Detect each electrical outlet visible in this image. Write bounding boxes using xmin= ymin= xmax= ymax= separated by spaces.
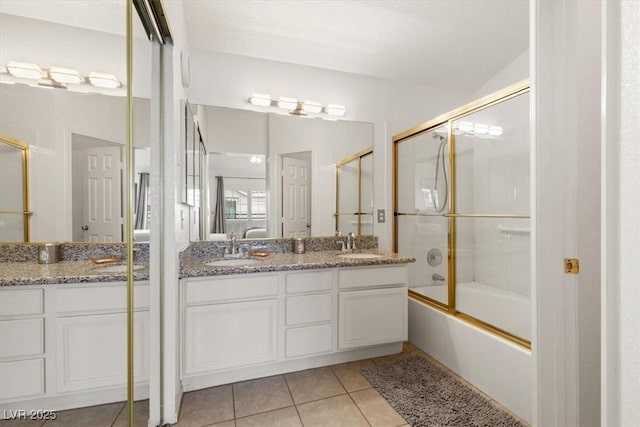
xmin=377 ymin=209 xmax=386 ymax=223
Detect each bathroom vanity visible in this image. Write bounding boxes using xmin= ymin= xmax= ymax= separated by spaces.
xmin=179 ymin=250 xmax=413 ymax=391
xmin=0 ymin=240 xmax=414 ymax=413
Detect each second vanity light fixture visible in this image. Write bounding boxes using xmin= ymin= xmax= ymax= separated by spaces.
xmin=4 ymin=61 xmax=121 ymax=89
xmin=249 ymin=93 xmax=346 ymax=118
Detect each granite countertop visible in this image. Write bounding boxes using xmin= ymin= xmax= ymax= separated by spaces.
xmin=0 ymin=261 xmax=149 ymax=286
xmin=180 ymin=249 xmax=415 ymax=279
xmin=0 ymin=249 xmax=415 ymax=286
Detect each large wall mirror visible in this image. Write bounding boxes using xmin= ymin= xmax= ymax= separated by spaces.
xmin=188 ymin=105 xmax=374 ymax=240
xmin=0 ymin=9 xmax=152 ymax=243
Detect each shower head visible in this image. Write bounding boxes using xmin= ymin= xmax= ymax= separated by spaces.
xmin=432 ymin=132 xmax=446 ymax=142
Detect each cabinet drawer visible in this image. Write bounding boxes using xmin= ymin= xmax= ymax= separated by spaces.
xmin=285 ymin=270 xmax=332 ymax=294
xmin=0 ymin=319 xmax=44 ymax=359
xmin=0 ymin=358 xmax=45 ymax=400
xmin=0 ymin=289 xmax=43 ymax=317
xmin=286 ymin=294 xmax=332 ymax=326
xmin=184 ymin=275 xmax=278 ymax=305
xmin=338 ymin=266 xmax=407 ymax=289
xmin=285 ymin=324 xmax=333 ymax=358
xmin=56 ymin=284 xmax=149 ymax=314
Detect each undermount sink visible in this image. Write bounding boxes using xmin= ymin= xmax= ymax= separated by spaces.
xmin=96 ymin=264 xmax=145 ymax=273
xmin=206 ymin=258 xmax=262 ymax=267
xmin=337 ymin=253 xmax=384 ymax=260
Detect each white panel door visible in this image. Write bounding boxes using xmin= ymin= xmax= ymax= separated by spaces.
xmin=281 ymin=156 xmax=311 ymax=237
xmin=338 ymin=288 xmax=408 ymax=349
xmin=82 ymin=145 xmax=123 ymax=242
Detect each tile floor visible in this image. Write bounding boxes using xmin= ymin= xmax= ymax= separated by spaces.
xmin=0 ymin=342 xmax=527 ymax=427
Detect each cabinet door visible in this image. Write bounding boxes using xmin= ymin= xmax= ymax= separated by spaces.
xmin=183 ymin=299 xmax=277 ymax=375
xmin=338 ymin=288 xmax=407 ymax=349
xmin=56 ymin=312 xmax=148 ymax=392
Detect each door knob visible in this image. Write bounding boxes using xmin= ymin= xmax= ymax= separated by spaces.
xmin=306 ymin=223 xmax=311 ymax=228
xmin=81 ymin=225 xmax=89 ymax=231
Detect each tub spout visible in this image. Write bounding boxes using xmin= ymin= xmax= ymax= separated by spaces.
xmin=432 ymin=273 xmax=446 ymax=282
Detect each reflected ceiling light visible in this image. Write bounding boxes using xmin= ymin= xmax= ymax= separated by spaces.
xmin=326 ymin=104 xmax=346 ymax=117
xmin=249 ymin=93 xmax=272 ymax=107
xmin=457 ymin=121 xmax=474 ymax=132
xmin=474 ymin=123 xmax=489 ymax=134
xmin=49 ymin=66 xmax=83 ymax=84
xmin=277 ymin=96 xmax=298 ymax=110
xmin=249 ymin=155 xmax=264 ymax=164
xmin=88 ymin=72 xmax=121 ymax=88
xmin=489 ymin=126 xmax=503 ymax=136
xmin=302 ymin=100 xmax=323 ymax=114
xmin=7 ymin=61 xmax=43 ymax=80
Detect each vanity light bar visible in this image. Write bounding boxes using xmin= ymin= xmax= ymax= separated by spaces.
xmin=248 ymin=93 xmax=347 ymax=118
xmin=2 ymin=61 xmax=122 ymax=90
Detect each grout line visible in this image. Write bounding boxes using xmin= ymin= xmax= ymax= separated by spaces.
xmin=283 ymin=375 xmax=305 ymax=427
xmin=110 ymin=401 xmax=126 ymax=427
xmin=231 ymin=383 xmax=236 ymax=421
xmin=347 ymin=392 xmax=373 ymax=427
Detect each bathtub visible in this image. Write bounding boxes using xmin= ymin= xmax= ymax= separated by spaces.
xmin=408 ymin=282 xmax=532 ymax=422
xmin=411 ymin=281 xmax=530 ymax=340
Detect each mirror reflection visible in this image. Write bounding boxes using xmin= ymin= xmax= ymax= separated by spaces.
xmin=191 ymin=105 xmax=374 ymax=240
xmin=0 ymin=10 xmax=151 ymax=243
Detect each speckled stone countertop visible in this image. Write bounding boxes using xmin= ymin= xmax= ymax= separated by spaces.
xmin=0 ymin=261 xmax=149 ymax=286
xmin=180 ymin=250 xmax=415 ymax=279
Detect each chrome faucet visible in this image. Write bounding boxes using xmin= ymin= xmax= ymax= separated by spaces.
xmin=347 ymin=232 xmax=357 ymax=251
xmin=432 ymin=273 xmax=445 ymax=282
xmin=230 ymin=232 xmax=238 ymax=255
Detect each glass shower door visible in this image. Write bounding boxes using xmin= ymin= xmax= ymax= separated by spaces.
xmin=0 ymin=138 xmax=29 ymax=242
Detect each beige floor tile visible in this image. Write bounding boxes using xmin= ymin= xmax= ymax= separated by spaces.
xmin=371 ymin=351 xmax=413 ymax=366
xmin=235 ymin=407 xmax=301 ymax=427
xmin=284 ymin=367 xmax=346 ymax=404
xmin=402 ymin=341 xmax=419 ymax=353
xmin=233 ymin=375 xmax=293 ymax=418
xmin=350 ymin=388 xmax=407 ymax=427
xmin=41 ymin=403 xmax=123 ymax=427
xmin=330 ymin=359 xmax=374 ymax=392
xmin=112 ymin=400 xmax=149 ymax=427
xmin=176 ymin=385 xmax=234 ymax=427
xmin=206 ymin=421 xmax=236 ymax=427
xmin=297 ymin=394 xmax=369 ymax=427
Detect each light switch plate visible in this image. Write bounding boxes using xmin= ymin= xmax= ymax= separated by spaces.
xmin=377 ymin=209 xmax=386 ymax=223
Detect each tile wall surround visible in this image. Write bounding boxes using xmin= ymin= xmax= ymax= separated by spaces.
xmin=181 ymin=235 xmax=378 ymax=260
xmin=0 ymin=242 xmax=150 ymax=263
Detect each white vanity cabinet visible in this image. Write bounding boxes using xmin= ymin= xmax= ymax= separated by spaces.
xmin=0 ymin=289 xmax=45 ymax=402
xmin=338 ymin=266 xmax=408 ymax=349
xmin=0 ymin=282 xmax=149 ymax=412
xmin=54 ymin=284 xmax=150 ymax=392
xmin=180 ymin=263 xmax=409 ymax=391
xmin=182 ymin=274 xmax=279 ymax=376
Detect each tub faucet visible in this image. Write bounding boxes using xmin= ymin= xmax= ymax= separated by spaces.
xmin=432 ymin=273 xmax=445 ymax=282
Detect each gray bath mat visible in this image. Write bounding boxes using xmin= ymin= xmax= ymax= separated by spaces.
xmin=361 ymin=355 xmax=526 ymax=427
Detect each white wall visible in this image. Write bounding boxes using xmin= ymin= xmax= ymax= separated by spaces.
xmin=602 ymin=1 xmax=640 ymax=425
xmin=188 ymin=50 xmax=471 ymax=250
